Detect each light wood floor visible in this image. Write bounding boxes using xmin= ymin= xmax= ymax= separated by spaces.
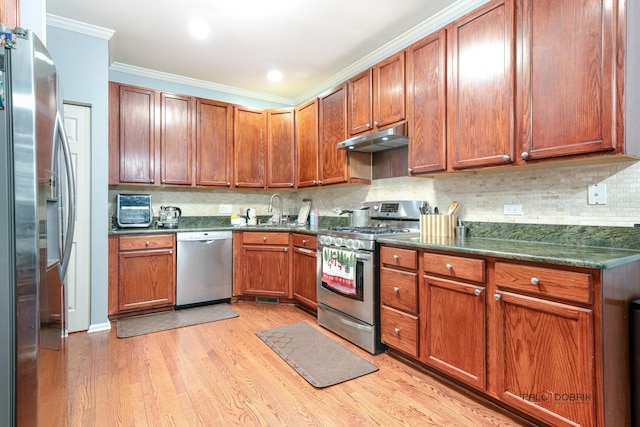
xmin=39 ymin=302 xmax=531 ymax=426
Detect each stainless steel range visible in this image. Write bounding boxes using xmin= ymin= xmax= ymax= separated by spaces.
xmin=316 ymin=200 xmax=427 ymax=354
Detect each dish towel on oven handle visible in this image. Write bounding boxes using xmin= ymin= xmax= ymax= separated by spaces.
xmin=321 ymin=247 xmax=357 ymax=296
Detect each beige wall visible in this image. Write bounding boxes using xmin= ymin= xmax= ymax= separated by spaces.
xmin=109 ymin=159 xmax=640 ymax=227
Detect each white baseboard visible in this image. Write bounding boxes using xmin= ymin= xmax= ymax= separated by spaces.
xmin=87 ymin=322 xmax=112 ymax=334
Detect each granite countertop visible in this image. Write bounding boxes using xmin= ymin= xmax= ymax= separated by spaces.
xmin=378 ymin=234 xmax=640 ymax=270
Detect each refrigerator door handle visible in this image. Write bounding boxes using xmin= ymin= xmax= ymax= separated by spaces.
xmin=55 ymin=110 xmax=76 ymax=284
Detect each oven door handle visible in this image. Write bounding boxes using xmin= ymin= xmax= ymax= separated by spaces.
xmin=354 ymin=253 xmax=372 ymax=261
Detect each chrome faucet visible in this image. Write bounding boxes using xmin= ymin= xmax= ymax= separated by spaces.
xmin=268 ymin=193 xmax=283 ymax=224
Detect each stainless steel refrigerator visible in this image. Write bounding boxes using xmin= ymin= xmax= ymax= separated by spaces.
xmin=0 ymin=26 xmax=75 ymax=426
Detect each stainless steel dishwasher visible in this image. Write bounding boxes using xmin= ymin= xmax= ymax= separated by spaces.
xmin=176 ymin=230 xmax=233 ymax=308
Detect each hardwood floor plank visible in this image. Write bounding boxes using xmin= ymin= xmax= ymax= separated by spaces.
xmin=40 ymin=302 xmax=530 ymax=426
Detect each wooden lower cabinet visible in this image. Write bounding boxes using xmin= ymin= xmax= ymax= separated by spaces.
xmin=233 ymin=231 xmax=290 ymax=297
xmin=108 ymin=234 xmax=176 ymax=316
xmin=291 ymin=233 xmax=317 ymax=310
xmin=380 ymin=244 xmax=639 ymax=426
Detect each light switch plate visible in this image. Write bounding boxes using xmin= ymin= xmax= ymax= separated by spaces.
xmin=588 ymin=184 xmax=607 ymax=205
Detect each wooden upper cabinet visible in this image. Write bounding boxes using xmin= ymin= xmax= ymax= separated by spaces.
xmin=348 ymin=51 xmax=406 ymax=136
xmin=118 ymin=84 xmax=159 ymax=184
xmin=0 ymin=0 xmax=19 ymax=29
xmin=407 ymin=29 xmax=447 ymax=175
xmin=319 ymin=83 xmax=349 ymax=185
xmin=234 ymin=106 xmax=266 ymax=188
xmin=295 ymin=99 xmax=319 ymax=188
xmin=447 ymin=0 xmax=515 ymax=170
xmin=160 ymin=93 xmax=194 ymax=186
xmin=516 ymin=0 xmax=617 ymax=161
xmin=266 ymin=108 xmax=295 ymax=188
xmin=375 ymin=51 xmax=406 ymax=128
xmin=195 ymin=99 xmax=233 ymax=187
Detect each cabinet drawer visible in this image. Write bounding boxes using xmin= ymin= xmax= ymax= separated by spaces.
xmin=381 ymin=305 xmax=418 ymax=357
xmin=495 ymin=262 xmax=593 ymax=304
xmin=380 ymin=267 xmax=418 ymax=313
xmin=381 ymin=246 xmax=417 ymax=270
xmin=243 ymin=232 xmax=289 ymax=245
xmin=119 ymin=234 xmax=174 ymax=251
xmin=292 ymin=233 xmax=316 ymax=248
xmin=423 ymin=253 xmax=485 ymax=283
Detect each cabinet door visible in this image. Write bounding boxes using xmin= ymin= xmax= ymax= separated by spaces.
xmin=160 ymin=93 xmax=194 ymax=186
xmin=517 ymin=0 xmax=616 ymax=161
xmin=421 ymin=276 xmax=486 ymax=390
xmin=295 ymin=99 xmax=319 ymax=188
xmin=494 ymin=291 xmax=595 ymax=427
xmin=407 ymin=29 xmax=447 ymax=174
xmin=319 ymin=83 xmax=349 ymax=185
xmin=348 ymin=69 xmax=373 ymax=135
xmin=240 ymin=245 xmax=290 ymax=297
xmin=374 ymin=51 xmax=406 ymax=128
xmin=292 ymin=247 xmax=317 ymax=310
xmin=0 ymin=0 xmax=19 ymax=29
xmin=195 ymin=99 xmax=233 ymax=187
xmin=234 ymin=106 xmax=266 ymax=188
xmin=119 ymin=85 xmax=159 ymax=184
xmin=118 ymin=249 xmax=175 ymax=312
xmin=447 ymin=0 xmax=515 ymax=170
xmin=267 ymin=108 xmax=295 ymax=188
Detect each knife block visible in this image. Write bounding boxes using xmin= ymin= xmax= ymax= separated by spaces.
xmin=420 ymin=214 xmax=456 ymax=239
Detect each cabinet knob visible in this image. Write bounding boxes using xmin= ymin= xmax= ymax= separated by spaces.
xmin=522 ymin=152 xmax=530 ymax=159
xmin=393 ymin=287 xmax=400 ymax=293
xmin=263 ymin=236 xmax=267 ymax=242
xmin=494 ymin=293 xmax=502 ymax=301
xmin=318 ymin=180 xmax=322 ymax=185
xmin=366 ymin=123 xmax=371 ymax=128
xmin=226 ymin=182 xmax=230 ymax=187
xmin=290 ymin=183 xmax=294 ymax=187
xmin=312 ymin=180 xmax=317 ymax=185
xmin=150 ymin=179 xmax=154 ymax=184
xmin=145 ymin=241 xmax=150 ymax=247
xmin=530 ymin=277 xmax=540 ymax=285
xmin=169 ymin=250 xmax=173 ymax=255
xmin=474 ymin=289 xmax=482 ymax=296
xmin=445 ymin=263 xmax=453 ymax=270
xmin=394 ymin=327 xmax=400 ymax=335
xmin=502 ymin=155 xmax=511 ymax=162
xmin=302 ymin=239 xmax=308 ymax=245
xmin=284 ymin=247 xmax=288 ymax=253
xmin=393 ymin=254 xmax=400 ymax=260
xmin=162 ymin=179 xmax=166 ymax=184
xmin=374 ymin=121 xmax=378 ymax=127
xmin=408 ymin=168 xmax=413 ymax=175
xmin=235 ymin=182 xmax=239 ymax=187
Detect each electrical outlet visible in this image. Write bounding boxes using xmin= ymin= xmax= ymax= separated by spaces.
xmin=219 ymin=204 xmax=233 ymax=214
xmin=504 ymin=204 xmax=522 ymax=215
xmin=587 ymin=184 xmax=607 ymax=205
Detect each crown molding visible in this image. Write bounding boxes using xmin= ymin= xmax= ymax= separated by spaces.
xmin=293 ymin=0 xmax=489 ymax=105
xmin=46 ymin=14 xmax=114 ymax=40
xmin=109 ymin=62 xmax=296 ymax=106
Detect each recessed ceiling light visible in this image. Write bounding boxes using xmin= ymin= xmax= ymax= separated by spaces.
xmin=188 ymin=20 xmax=210 ymax=39
xmin=267 ymin=70 xmax=283 ymax=82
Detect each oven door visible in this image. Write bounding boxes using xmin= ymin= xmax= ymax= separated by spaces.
xmin=317 ymin=246 xmax=375 ymax=325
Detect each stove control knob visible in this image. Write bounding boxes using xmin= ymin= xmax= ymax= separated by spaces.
xmin=351 ymin=239 xmax=362 ymax=250
xmin=334 ymin=237 xmax=343 ymax=247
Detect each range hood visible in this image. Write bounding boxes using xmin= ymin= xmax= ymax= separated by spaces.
xmin=336 ymin=122 xmax=408 ymax=153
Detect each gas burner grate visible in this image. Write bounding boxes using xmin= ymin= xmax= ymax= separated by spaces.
xmin=328 ymin=226 xmax=412 ymax=235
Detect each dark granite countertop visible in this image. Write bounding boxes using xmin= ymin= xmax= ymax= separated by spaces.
xmin=378 ymin=232 xmax=640 ymax=270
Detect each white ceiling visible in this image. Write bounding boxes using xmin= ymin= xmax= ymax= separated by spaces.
xmin=46 ymin=0 xmax=483 ymax=105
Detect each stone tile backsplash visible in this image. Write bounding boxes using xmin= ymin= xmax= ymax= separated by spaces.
xmin=109 ymin=159 xmax=640 ymax=227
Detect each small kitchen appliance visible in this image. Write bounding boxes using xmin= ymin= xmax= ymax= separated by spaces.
xmin=158 ymin=205 xmax=182 ymax=228
xmin=317 ymin=200 xmax=427 ymax=354
xmin=116 ymin=194 xmax=152 ymax=228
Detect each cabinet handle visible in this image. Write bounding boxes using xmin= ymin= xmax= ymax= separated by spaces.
xmin=494 ymin=293 xmax=502 ymax=301
xmin=522 ymin=152 xmax=530 ymax=159
xmin=263 ymin=236 xmax=267 ymax=242
xmin=394 ymin=327 xmax=400 ymax=335
xmin=531 ymin=277 xmax=540 ymax=285
xmin=145 ymin=241 xmax=150 ymax=247
xmin=393 ymin=287 xmax=400 ymax=293
xmin=474 ymin=289 xmax=482 ymax=296
xmin=445 ymin=263 xmax=453 ymax=270
xmin=502 ymin=155 xmax=510 ymax=162
xmin=393 ymin=254 xmax=400 ymax=260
